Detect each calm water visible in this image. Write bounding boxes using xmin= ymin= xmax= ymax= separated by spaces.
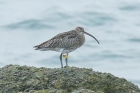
xmin=0 ymin=0 xmax=140 ymax=87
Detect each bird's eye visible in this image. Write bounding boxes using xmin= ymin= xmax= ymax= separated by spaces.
xmin=78 ymin=27 xmax=83 ymax=30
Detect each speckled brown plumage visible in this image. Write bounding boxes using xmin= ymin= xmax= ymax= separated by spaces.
xmin=34 ymin=27 xmax=99 ymax=68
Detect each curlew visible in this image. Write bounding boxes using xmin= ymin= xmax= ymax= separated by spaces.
xmin=34 ymin=27 xmax=99 ymax=68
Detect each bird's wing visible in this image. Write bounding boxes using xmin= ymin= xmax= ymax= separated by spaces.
xmin=34 ymin=31 xmax=78 ymax=50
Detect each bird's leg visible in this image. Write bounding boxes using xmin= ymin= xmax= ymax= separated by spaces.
xmin=63 ymin=53 xmax=68 ymax=67
xmin=60 ymin=53 xmax=67 ymax=89
xmin=60 ymin=53 xmax=63 ymax=68
xmin=62 ymin=53 xmax=70 ymax=76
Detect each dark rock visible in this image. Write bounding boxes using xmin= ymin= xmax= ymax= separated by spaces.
xmin=0 ymin=64 xmax=140 ymax=93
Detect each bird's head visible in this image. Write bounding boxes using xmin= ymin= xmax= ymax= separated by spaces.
xmin=75 ymin=27 xmax=84 ymax=32
xmin=75 ymin=26 xmax=100 ymax=44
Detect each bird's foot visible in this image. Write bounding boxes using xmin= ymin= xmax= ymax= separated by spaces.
xmin=63 ymin=54 xmax=68 ymax=58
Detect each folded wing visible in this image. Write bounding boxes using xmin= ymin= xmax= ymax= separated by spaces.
xmin=34 ymin=31 xmax=79 ymax=51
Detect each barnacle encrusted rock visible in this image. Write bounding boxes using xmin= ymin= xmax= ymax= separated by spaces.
xmin=0 ymin=64 xmax=140 ymax=93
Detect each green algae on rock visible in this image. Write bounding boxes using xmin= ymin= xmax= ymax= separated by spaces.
xmin=0 ymin=64 xmax=140 ymax=93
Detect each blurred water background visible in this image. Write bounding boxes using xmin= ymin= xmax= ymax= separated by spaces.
xmin=0 ymin=0 xmax=140 ymax=87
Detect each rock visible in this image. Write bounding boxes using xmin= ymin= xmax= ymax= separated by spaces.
xmin=0 ymin=64 xmax=140 ymax=93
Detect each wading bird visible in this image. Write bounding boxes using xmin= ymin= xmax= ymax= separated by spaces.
xmin=34 ymin=27 xmax=99 ymax=68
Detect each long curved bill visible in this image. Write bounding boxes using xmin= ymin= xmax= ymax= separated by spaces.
xmin=83 ymin=31 xmax=100 ymax=44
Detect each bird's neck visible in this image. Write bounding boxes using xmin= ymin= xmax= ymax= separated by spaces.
xmin=77 ymin=32 xmax=85 ymax=47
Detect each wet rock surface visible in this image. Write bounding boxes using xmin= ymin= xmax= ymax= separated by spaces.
xmin=0 ymin=64 xmax=140 ymax=93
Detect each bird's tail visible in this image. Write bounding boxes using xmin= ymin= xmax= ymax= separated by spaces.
xmin=33 ymin=45 xmax=51 ymax=51
xmin=33 ymin=45 xmax=40 ymax=50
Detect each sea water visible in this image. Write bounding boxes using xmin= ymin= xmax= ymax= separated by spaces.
xmin=0 ymin=0 xmax=140 ymax=87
